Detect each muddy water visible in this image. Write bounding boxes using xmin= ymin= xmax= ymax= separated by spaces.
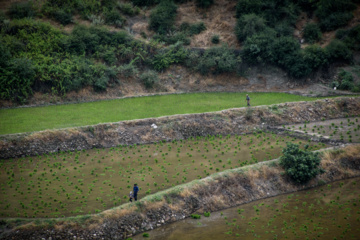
xmin=132 ymin=177 xmax=360 ymax=240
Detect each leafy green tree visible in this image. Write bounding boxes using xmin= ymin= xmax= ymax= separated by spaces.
xmin=303 ymin=44 xmax=328 ymax=69
xmin=280 ymin=143 xmax=324 ymax=184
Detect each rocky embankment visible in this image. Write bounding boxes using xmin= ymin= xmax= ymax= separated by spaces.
xmin=1 ymin=145 xmax=359 ymax=240
xmin=1 ymin=97 xmax=360 ymax=159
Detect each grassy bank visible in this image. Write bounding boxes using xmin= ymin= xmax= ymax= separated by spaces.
xmin=0 ymin=92 xmax=322 ymax=135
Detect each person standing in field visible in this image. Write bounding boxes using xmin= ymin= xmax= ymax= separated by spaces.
xmin=133 ymin=183 xmax=139 ymax=201
xmin=246 ymin=94 xmax=250 ymax=106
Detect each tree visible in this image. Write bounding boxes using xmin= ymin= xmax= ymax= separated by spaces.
xmin=280 ymin=143 xmax=324 ymax=184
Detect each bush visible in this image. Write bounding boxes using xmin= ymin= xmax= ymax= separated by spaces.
xmin=188 ymin=22 xmax=206 ymax=36
xmin=211 ymin=35 xmax=220 ymax=44
xmin=8 ymin=1 xmax=37 ymax=19
xmin=325 ymin=39 xmax=352 ymax=63
xmin=303 ymin=23 xmax=322 ymax=43
xmin=337 ymin=25 xmax=360 ymax=51
xmin=280 ymin=143 xmax=324 ymax=184
xmin=235 ymin=0 xmax=262 ymax=18
xmin=118 ymin=64 xmax=139 ymax=78
xmin=140 ymin=70 xmax=159 ymax=89
xmin=236 ymin=0 xmax=299 ymax=26
xmin=0 ymin=57 xmax=35 ymax=103
xmin=274 ymin=22 xmax=294 ymax=37
xmin=316 ymin=0 xmax=356 ymax=31
xmin=235 ymin=14 xmax=267 ymax=42
xmin=51 ymin=9 xmax=73 ymax=25
xmin=148 ymin=0 xmax=177 ymax=34
xmin=117 ymin=3 xmax=140 ymax=16
xmin=337 ymin=69 xmax=354 ymax=91
xmin=179 ymin=21 xmax=206 ymax=37
xmin=319 ymin=12 xmax=354 ymax=32
xmin=303 ymin=44 xmax=328 ymax=70
xmin=195 ymin=45 xmax=238 ymax=75
xmin=271 ymin=36 xmax=300 ymax=67
xmin=131 ymin=0 xmax=159 ymax=7
xmin=195 ymin=0 xmax=214 ymax=9
xmin=153 ymin=32 xmax=190 ymax=45
xmin=104 ymin=7 xmax=125 ymax=27
xmin=241 ymin=32 xmax=275 ymax=65
xmin=151 ymin=42 xmax=188 ymax=71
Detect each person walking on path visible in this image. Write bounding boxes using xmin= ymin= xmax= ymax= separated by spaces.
xmin=133 ymin=184 xmax=139 ymax=201
xmin=246 ymin=94 xmax=250 ymax=106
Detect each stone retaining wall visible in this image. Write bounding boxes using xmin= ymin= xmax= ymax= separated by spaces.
xmin=1 ymin=97 xmax=360 ymax=159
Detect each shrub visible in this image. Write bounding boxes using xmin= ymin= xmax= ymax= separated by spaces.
xmin=319 ymin=12 xmax=354 ymax=32
xmin=211 ymin=35 xmax=220 ymax=44
xmin=315 ymin=0 xmax=356 ymax=31
xmin=271 ymin=36 xmax=301 ymax=67
xmin=303 ymin=23 xmax=322 ymax=43
xmin=190 ymin=214 xmax=201 ymax=219
xmin=143 ymin=233 xmax=150 ymax=238
xmin=117 ymin=3 xmax=140 ymax=16
xmin=0 ymin=57 xmax=35 ymax=103
xmin=153 ymin=32 xmax=190 ymax=45
xmin=188 ymin=22 xmax=206 ymax=36
xmin=241 ymin=32 xmax=275 ymax=65
xmin=235 ymin=14 xmax=267 ymax=42
xmin=235 ymin=0 xmax=262 ymax=18
xmin=337 ymin=69 xmax=354 ymax=91
xmin=179 ymin=21 xmax=206 ymax=36
xmin=325 ymin=39 xmax=352 ymax=63
xmin=151 ymin=42 xmax=188 ymax=71
xmin=131 ymin=0 xmax=159 ymax=7
xmin=140 ymin=70 xmax=159 ymax=89
xmin=89 ymin=14 xmax=105 ymax=25
xmin=8 ymin=1 xmax=37 ymax=19
xmin=103 ymin=8 xmax=125 ymax=27
xmin=195 ymin=0 xmax=214 ymax=9
xmin=195 ymin=45 xmax=238 ymax=75
xmin=274 ymin=22 xmax=294 ymax=37
xmin=51 ymin=9 xmax=73 ymax=25
xmin=148 ymin=0 xmax=177 ymax=34
xmin=337 ymin=25 xmax=360 ymax=51
xmin=303 ymin=44 xmax=328 ymax=70
xmin=280 ymin=143 xmax=324 ymax=184
xmin=118 ymin=64 xmax=139 ymax=78
xmin=235 ymin=0 xmax=298 ymax=26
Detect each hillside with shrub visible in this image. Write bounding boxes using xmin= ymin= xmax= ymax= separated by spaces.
xmin=1 ymin=0 xmax=360 ymax=106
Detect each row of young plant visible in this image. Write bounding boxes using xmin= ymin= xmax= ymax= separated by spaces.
xmin=0 ymin=132 xmax=325 ymax=218
xmin=286 ymin=117 xmax=360 ymax=143
xmin=220 ymin=179 xmax=360 ymax=239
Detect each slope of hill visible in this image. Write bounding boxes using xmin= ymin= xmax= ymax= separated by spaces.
xmin=0 ymin=0 xmax=360 ymax=108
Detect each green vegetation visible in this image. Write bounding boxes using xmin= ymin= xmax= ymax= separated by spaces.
xmin=280 ymin=143 xmax=324 ymax=184
xmin=0 ymin=92 xmax=322 ymax=135
xmin=235 ymin=0 xmax=358 ymax=78
xmin=221 ymin=178 xmax=360 ymax=239
xmin=0 ymin=132 xmax=324 ymax=218
xmin=1 ymin=0 xmax=360 ymax=105
xmin=285 ymin=117 xmax=360 ymax=143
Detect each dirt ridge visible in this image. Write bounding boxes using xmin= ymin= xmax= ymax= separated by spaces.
xmin=1 ymin=97 xmax=360 ymax=159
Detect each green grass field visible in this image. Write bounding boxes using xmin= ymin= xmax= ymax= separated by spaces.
xmin=0 ymin=92 xmax=321 ymax=135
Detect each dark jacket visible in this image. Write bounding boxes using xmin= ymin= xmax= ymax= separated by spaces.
xmin=133 ymin=186 xmax=139 ymax=194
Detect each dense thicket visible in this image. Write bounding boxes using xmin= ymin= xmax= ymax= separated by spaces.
xmin=235 ymin=0 xmax=358 ymax=78
xmin=1 ymin=0 xmax=360 ymax=103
